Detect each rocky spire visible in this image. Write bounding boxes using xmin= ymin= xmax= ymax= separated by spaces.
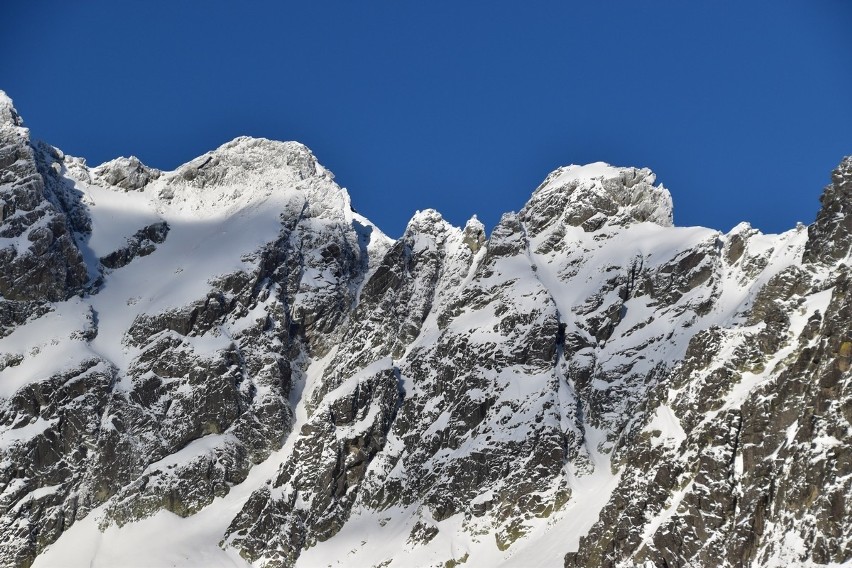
xmin=803 ymin=155 xmax=852 ymax=264
xmin=0 ymin=90 xmax=23 ymax=128
xmin=462 ymin=214 xmax=486 ymax=253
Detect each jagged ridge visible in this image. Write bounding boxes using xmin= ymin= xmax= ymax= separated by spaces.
xmin=0 ymin=90 xmax=849 ymax=568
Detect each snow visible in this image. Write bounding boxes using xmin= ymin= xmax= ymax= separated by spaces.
xmin=10 ymin=484 xmax=61 ymax=513
xmin=546 ymin=162 xmax=626 ymax=188
xmin=33 ymin=508 xmax=249 ymax=568
xmin=0 ymin=297 xmax=96 ymax=398
xmin=0 ymin=417 xmax=57 ymax=450
xmin=75 ymin=181 xmax=162 ymax=259
xmin=646 ymin=404 xmax=686 ymax=449
xmin=144 ymin=433 xmax=238 ymax=474
xmin=501 ymin=474 xmax=620 ymax=565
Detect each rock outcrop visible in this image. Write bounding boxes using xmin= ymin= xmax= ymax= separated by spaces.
xmin=92 ymin=156 xmax=161 ymax=192
xmin=0 ymin=92 xmax=88 ymax=303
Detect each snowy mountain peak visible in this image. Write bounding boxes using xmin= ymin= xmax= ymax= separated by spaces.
xmin=125 ymin=137 xmax=353 ymax=219
xmin=0 ymin=90 xmax=23 ymax=128
xmin=544 ymin=161 xmax=633 ymax=185
xmin=522 ymin=162 xmax=673 ymax=235
xmin=171 ymin=136 xmax=329 ymax=185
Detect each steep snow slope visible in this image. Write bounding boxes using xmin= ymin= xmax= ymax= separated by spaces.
xmin=1 ymin=90 xmax=850 ymax=568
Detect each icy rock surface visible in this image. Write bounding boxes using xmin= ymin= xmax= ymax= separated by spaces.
xmin=0 ymin=92 xmax=849 ymax=568
xmin=92 ymin=156 xmax=161 ymax=192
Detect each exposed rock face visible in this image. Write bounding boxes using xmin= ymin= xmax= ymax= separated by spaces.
xmin=0 ymin=91 xmax=849 ymax=568
xmin=99 ymin=221 xmax=169 ymax=270
xmin=804 ymin=156 xmax=852 ymax=264
xmin=564 ymin=275 xmax=851 ymax=567
xmin=0 ymin=92 xmax=88 ymax=303
xmin=524 ymin=162 xmax=673 ymax=234
xmin=92 ymin=156 xmax=161 ymax=192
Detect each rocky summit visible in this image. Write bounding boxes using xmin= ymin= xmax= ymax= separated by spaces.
xmin=0 ymin=90 xmax=849 ymax=568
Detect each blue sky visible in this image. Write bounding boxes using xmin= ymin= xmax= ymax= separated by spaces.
xmin=2 ymin=1 xmax=851 ymax=237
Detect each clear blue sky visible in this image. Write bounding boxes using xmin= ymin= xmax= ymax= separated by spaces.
xmin=2 ymin=1 xmax=851 ymax=237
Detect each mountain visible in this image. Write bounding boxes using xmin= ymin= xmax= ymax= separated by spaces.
xmin=0 ymin=90 xmax=849 ymax=568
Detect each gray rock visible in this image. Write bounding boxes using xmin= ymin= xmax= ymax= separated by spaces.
xmin=92 ymin=156 xmax=161 ymax=191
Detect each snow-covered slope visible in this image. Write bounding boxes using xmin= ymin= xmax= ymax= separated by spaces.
xmin=1 ymin=90 xmax=850 ymax=568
